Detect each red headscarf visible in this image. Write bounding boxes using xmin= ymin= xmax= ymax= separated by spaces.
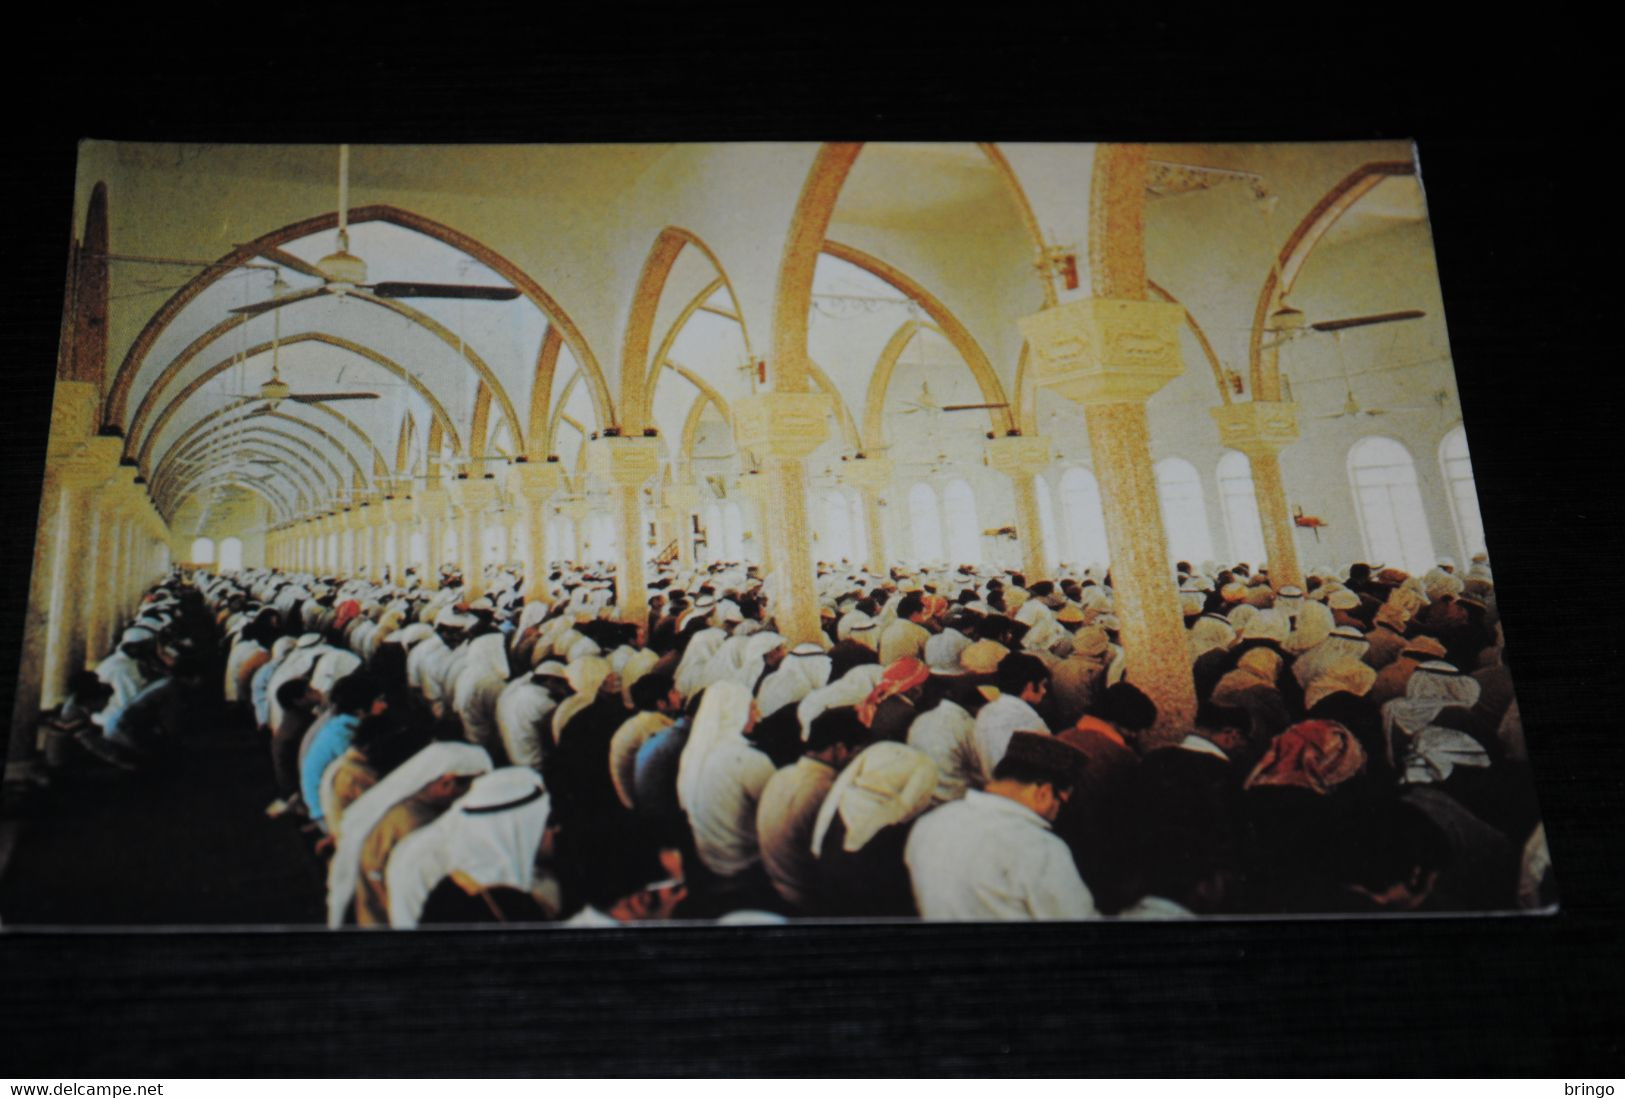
xmin=334 ymin=599 xmax=362 ymax=632
xmin=1243 ymin=719 xmax=1366 ymax=795
xmin=856 ymin=657 xmax=930 ymax=728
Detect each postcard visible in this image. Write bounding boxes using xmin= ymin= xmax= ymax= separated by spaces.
xmin=0 ymin=141 xmax=1552 ymax=928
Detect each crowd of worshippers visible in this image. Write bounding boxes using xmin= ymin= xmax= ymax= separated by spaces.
xmin=55 ymin=549 xmax=1554 ymax=925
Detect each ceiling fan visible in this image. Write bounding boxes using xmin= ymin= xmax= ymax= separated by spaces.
xmin=897 ymin=380 xmax=1008 ymax=415
xmin=1310 ymin=337 xmax=1434 ymax=421
xmin=1258 ymin=253 xmax=1426 ymax=351
xmin=227 ymin=145 xmax=521 ymax=318
xmin=228 ymin=308 xmax=379 ymax=415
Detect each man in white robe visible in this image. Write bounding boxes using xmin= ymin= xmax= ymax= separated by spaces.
xmin=906 ymin=731 xmax=1096 ymax=920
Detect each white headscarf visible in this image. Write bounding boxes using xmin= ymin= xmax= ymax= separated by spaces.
xmin=676 ymin=680 xmax=754 ymax=811
xmin=1240 ymin=608 xmax=1290 ymax=644
xmin=756 ymin=643 xmax=832 ymax=718
xmin=1283 ymin=600 xmax=1335 ymax=655
xmin=1293 ymin=626 xmax=1370 ymax=688
xmin=1403 ymin=727 xmax=1491 ymax=785
xmin=1188 ymin=615 xmax=1237 ymax=661
xmin=617 ymin=648 xmax=661 ymax=708
xmin=675 ymin=628 xmax=728 ymax=699
xmin=325 ymin=741 xmax=492 ymax=928
xmin=797 ymin=664 xmax=885 ymax=740
xmin=385 ymin=766 xmax=551 ymax=929
xmin=550 ymin=655 xmax=613 ymax=745
xmin=810 ymin=742 xmax=938 ymax=854
xmin=734 ymin=631 xmax=787 ymax=692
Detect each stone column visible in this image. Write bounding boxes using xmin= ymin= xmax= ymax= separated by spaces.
xmin=985 ymin=437 xmax=1053 ymax=582
xmin=732 ymin=391 xmax=832 ymax=647
xmin=1020 ymin=296 xmax=1196 ymax=741
xmin=587 ymin=437 xmax=662 ymax=629
xmin=448 ymin=478 xmax=499 ymax=600
xmin=837 ymin=456 xmax=892 ymax=574
xmin=510 ymin=462 xmax=563 ymax=601
xmin=1211 ymin=401 xmax=1304 ymax=590
xmin=384 ymin=497 xmax=411 ymax=586
xmin=666 ymin=480 xmax=701 ymax=572
xmin=415 ymin=486 xmax=448 ymax=589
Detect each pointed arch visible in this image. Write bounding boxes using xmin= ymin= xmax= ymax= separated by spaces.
xmin=823 ymin=239 xmax=1015 ymax=436
xmin=395 ymin=411 xmax=416 ymax=476
xmin=132 ymin=331 xmax=462 ymax=474
xmin=103 ymin=203 xmax=611 ymax=448
xmin=1248 ymin=160 xmax=1416 ymax=398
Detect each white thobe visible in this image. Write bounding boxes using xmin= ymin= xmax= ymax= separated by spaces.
xmin=907 ymin=700 xmax=983 ymax=805
xmin=686 ymin=741 xmax=776 ymax=878
xmin=905 ymin=791 xmax=1096 ymax=920
xmin=494 ymin=678 xmax=557 ymax=770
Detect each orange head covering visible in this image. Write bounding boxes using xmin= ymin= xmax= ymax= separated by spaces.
xmin=855 ymin=657 xmax=930 ymax=727
xmin=1243 ymin=720 xmax=1366 ymax=795
xmin=333 ymin=599 xmax=362 ymax=631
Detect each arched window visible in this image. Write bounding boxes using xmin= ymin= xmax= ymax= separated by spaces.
xmin=943 ymin=478 xmax=981 ymax=565
xmin=189 ymin=536 xmax=216 ymax=565
xmin=442 ymin=528 xmax=458 ymax=565
xmin=409 ymin=530 xmax=427 ymax=569
xmin=721 ymin=501 xmax=746 ymax=561
xmin=1155 ymin=457 xmax=1215 ymax=567
xmin=1033 ymin=473 xmax=1058 ymax=575
xmin=1216 ymin=450 xmax=1267 ymax=568
xmin=1059 ymin=467 xmax=1110 ymax=570
xmin=1348 ymin=436 xmax=1435 ymax=574
xmin=1439 ymin=426 xmax=1486 ymax=561
xmin=585 ymin=512 xmax=617 ymax=563
xmin=822 ymin=491 xmax=853 ymax=564
xmin=908 ymin=481 xmax=944 ymax=563
xmin=156 ymin=543 xmax=171 ymax=571
xmin=218 ymin=536 xmax=243 ymax=572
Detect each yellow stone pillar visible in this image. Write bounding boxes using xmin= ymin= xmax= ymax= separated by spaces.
xmin=985 ymin=436 xmax=1052 ymax=581
xmin=415 ymin=486 xmax=447 ymax=589
xmin=510 ymin=462 xmax=563 ymax=601
xmin=732 ymin=391 xmax=832 ymax=646
xmin=1020 ymin=296 xmax=1196 ymax=741
xmin=666 ymin=480 xmax=701 ymax=573
xmin=82 ymin=471 xmax=144 ymax=666
xmin=384 ymin=497 xmax=411 ymax=586
xmin=449 ymin=478 xmax=499 ymax=600
xmin=587 ymin=437 xmax=661 ymax=628
xmin=837 ymin=456 xmax=892 ymax=574
xmin=1211 ymin=400 xmax=1304 ymax=590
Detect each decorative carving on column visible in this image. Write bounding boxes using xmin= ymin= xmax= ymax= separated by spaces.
xmin=1021 ymin=296 xmax=1195 ymax=741
xmin=731 ymin=392 xmax=831 ymax=646
xmin=836 ymin=456 xmax=892 ymax=573
xmin=509 ymin=462 xmax=563 ymax=598
xmin=984 ymin=435 xmax=1052 ymax=580
xmin=1210 ymin=400 xmax=1304 ymax=589
xmin=1018 ymin=297 xmax=1185 ymax=405
xmin=586 ymin=437 xmax=661 ymax=628
xmin=448 ymin=478 xmax=499 ymax=599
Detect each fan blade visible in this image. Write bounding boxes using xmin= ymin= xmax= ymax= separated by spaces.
xmin=1309 ymin=309 xmax=1425 ymax=333
xmin=366 ymin=282 xmax=521 ymax=301
xmin=942 ymin=402 xmax=1009 ymax=411
xmin=256 ymin=247 xmax=327 ymax=280
xmin=289 ymin=392 xmax=380 ymax=403
xmin=228 ymin=286 xmax=329 ymax=316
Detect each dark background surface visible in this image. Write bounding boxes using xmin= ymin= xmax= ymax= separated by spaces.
xmin=1 ymin=12 xmax=1619 ymax=1077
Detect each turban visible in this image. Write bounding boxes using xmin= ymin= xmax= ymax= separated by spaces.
xmin=810 ymin=742 xmax=938 ymax=854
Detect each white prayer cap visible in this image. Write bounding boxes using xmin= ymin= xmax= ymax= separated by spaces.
xmin=295 ymin=632 xmax=325 ymax=648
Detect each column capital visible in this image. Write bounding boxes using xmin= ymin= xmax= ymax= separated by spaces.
xmin=1209 ymin=400 xmax=1300 ymax=455
xmin=384 ymin=497 xmax=416 ymax=525
xmin=447 ymin=476 xmax=501 ymax=514
xmin=508 ymin=458 xmax=565 ymax=500
xmin=415 ymin=483 xmax=449 ymax=519
xmin=585 ymin=436 xmax=662 ymax=488
xmin=733 ymin=392 xmax=832 ymax=460
xmin=835 ymin=455 xmax=893 ymax=491
xmin=557 ymin=497 xmax=593 ymax=522
xmin=55 ymin=436 xmax=128 ymax=490
xmin=983 ymin=434 xmax=1053 ymax=477
xmin=1018 ymin=297 xmax=1185 ymax=405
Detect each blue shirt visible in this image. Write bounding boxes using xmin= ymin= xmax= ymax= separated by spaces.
xmin=300 ymin=711 xmax=362 ymax=822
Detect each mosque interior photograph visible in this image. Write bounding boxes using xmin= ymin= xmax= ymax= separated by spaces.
xmin=0 ymin=140 xmax=1550 ymax=928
